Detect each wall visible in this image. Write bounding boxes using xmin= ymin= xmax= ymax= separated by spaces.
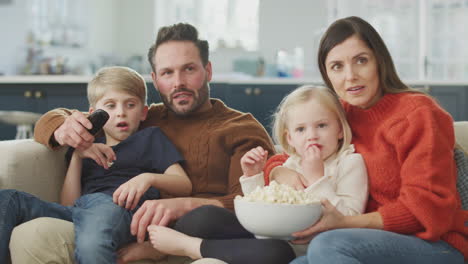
xmin=258 ymin=0 xmax=328 ymax=78
xmin=83 ymin=0 xmax=154 ymax=73
xmin=114 ymin=0 xmax=155 ymax=73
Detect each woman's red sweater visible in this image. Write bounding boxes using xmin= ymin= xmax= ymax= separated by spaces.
xmin=265 ymin=93 xmax=468 ymax=259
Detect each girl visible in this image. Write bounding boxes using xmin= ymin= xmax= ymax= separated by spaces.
xmin=145 ymin=85 xmax=368 ymax=264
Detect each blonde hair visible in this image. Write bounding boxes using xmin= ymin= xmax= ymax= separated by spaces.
xmin=272 ymin=85 xmax=352 ymax=156
xmin=87 ymin=66 xmax=147 ymax=107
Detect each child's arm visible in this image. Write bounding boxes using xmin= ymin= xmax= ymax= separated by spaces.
xmin=240 ymin=146 xmax=268 ymax=177
xmin=238 ymin=146 xmax=269 ymax=194
xmin=269 ymin=166 xmax=307 ymax=190
xmin=61 ymin=143 xmax=116 ymax=206
xmin=305 ymin=153 xmax=368 ymax=216
xmin=61 ymin=152 xmax=83 ymax=206
xmin=113 ymin=163 xmax=191 ymax=210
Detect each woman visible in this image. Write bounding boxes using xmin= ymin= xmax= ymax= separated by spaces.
xmin=266 ymin=16 xmax=467 ymax=263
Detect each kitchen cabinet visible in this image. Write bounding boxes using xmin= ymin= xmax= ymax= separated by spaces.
xmin=429 ymin=86 xmax=468 ymax=121
xmin=224 ymin=84 xmax=297 ymax=134
xmin=0 ymin=84 xmax=88 ymax=140
xmin=1 ymin=81 xmax=467 ymax=140
xmin=0 ymin=82 xmax=230 ymax=140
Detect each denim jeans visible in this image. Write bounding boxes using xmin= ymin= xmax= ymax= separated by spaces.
xmin=0 ymin=190 xmax=134 ymax=264
xmin=289 ymin=228 xmax=464 ymax=264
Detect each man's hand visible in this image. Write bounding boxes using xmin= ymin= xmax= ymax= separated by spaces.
xmin=240 ymin=146 xmax=268 ymax=176
xmin=54 ymin=111 xmax=94 ymax=150
xmin=130 ymin=198 xmax=189 ymax=243
xmin=75 ymin=143 xmax=116 ymax=169
xmin=113 ymin=174 xmax=152 ymax=210
xmin=270 ymin=166 xmax=307 ymax=190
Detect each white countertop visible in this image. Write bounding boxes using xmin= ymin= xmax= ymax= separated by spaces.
xmin=0 ymin=75 xmax=467 ymax=86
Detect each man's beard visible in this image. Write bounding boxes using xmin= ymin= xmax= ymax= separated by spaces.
xmin=159 ymin=80 xmax=210 ymax=116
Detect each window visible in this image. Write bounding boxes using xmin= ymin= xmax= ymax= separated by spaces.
xmin=328 ymin=0 xmax=468 ymax=81
xmin=328 ymin=0 xmax=420 ymax=80
xmin=154 ymin=0 xmax=259 ymax=51
xmin=28 ymin=0 xmax=87 ymax=48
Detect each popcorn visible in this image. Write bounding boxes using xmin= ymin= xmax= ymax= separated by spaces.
xmin=236 ymin=181 xmax=319 ymax=205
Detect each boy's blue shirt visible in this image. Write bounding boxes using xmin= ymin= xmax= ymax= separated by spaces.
xmin=66 ymin=127 xmax=184 ymax=204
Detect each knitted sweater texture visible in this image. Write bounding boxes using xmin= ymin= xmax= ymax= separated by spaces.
xmin=344 ymin=92 xmax=467 ymax=259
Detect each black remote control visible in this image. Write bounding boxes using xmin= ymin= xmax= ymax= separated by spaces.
xmin=87 ymin=109 xmax=109 ymax=135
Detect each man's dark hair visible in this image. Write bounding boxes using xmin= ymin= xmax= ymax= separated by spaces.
xmin=147 ymin=23 xmax=209 ymax=72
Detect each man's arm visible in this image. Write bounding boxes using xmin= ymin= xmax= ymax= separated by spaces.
xmin=34 ymin=109 xmax=94 ymax=150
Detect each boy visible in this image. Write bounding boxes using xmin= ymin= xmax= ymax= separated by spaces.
xmin=0 ymin=66 xmax=191 ymax=264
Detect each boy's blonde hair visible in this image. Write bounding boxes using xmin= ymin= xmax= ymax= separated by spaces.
xmin=272 ymin=85 xmax=352 ymax=156
xmin=87 ymin=66 xmax=147 ymax=107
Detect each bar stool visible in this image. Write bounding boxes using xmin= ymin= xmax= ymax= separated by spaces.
xmin=0 ymin=111 xmax=42 ymax=139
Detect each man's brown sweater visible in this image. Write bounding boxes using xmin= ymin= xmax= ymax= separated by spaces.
xmin=34 ymin=99 xmax=275 ymax=210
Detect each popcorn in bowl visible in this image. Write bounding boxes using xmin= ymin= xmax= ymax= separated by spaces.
xmin=235 ymin=181 xmax=320 ymax=205
xmin=234 ymin=181 xmax=322 ymax=240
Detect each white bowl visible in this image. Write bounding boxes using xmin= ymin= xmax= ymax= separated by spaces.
xmin=234 ymin=198 xmax=322 ymax=240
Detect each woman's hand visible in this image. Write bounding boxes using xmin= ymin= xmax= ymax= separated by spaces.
xmin=241 ymin=146 xmax=268 ymax=176
xmin=270 ymin=166 xmax=307 ymax=190
xmin=290 ymin=199 xmax=345 ymax=244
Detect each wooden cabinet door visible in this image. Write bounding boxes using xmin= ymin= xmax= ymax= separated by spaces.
xmin=0 ymin=86 xmax=39 ymax=140
xmin=225 ymin=84 xmax=297 ymax=134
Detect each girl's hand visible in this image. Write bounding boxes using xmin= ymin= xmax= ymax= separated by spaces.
xmin=301 ymin=145 xmax=324 ymax=186
xmin=290 ymin=199 xmax=345 ymax=244
xmin=270 ymin=166 xmax=307 ymax=190
xmin=75 ymin=143 xmax=116 ymax=169
xmin=241 ymin=146 xmax=268 ymax=176
xmin=113 ymin=173 xmax=152 ymax=210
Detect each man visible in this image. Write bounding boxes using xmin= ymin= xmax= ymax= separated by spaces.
xmin=10 ymin=23 xmax=274 ymax=263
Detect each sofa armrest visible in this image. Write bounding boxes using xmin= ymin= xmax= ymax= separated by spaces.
xmin=0 ymin=139 xmax=67 ymax=202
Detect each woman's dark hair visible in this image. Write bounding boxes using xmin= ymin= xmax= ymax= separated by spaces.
xmin=318 ymin=16 xmax=413 ymax=94
xmin=147 ymin=23 xmax=209 ymax=72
